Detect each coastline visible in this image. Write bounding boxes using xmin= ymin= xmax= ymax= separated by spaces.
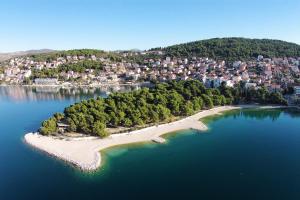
xmin=0 ymin=82 xmax=151 ymax=88
xmin=24 ymin=105 xmax=285 ymax=171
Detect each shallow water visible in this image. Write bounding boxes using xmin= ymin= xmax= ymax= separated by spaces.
xmin=0 ymin=87 xmax=300 ymax=200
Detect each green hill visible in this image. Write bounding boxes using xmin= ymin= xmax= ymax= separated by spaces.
xmin=156 ymin=38 xmax=300 ymax=62
xmin=7 ymin=38 xmax=300 ymax=63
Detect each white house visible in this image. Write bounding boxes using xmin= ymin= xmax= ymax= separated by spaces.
xmin=34 ymin=78 xmax=58 ymax=85
xmin=24 ymin=70 xmax=32 ymax=78
xmin=257 ymin=55 xmax=264 ymax=61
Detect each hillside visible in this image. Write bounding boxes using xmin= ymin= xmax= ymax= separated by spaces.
xmin=28 ymin=49 xmax=122 ymax=62
xmin=155 ymin=38 xmax=300 ymax=62
xmin=2 ymin=38 xmax=300 ymax=63
xmin=0 ymin=49 xmax=55 ymax=62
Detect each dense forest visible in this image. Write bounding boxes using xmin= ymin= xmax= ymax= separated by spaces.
xmin=39 ymin=80 xmax=287 ymax=137
xmin=153 ymin=38 xmax=300 ymax=62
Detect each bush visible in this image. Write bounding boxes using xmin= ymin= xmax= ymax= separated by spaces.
xmin=92 ymin=121 xmax=109 ymax=138
xmin=39 ymin=117 xmax=57 ymax=135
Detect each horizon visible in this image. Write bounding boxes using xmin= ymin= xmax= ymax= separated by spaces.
xmin=1 ymin=0 xmax=300 ymax=52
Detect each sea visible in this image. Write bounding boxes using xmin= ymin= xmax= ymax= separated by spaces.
xmin=0 ymin=86 xmax=299 ymax=200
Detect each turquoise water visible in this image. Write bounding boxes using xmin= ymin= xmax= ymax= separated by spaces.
xmin=0 ymin=87 xmax=300 ymax=199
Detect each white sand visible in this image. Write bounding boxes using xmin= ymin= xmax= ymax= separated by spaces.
xmin=24 ymin=105 xmax=283 ymax=171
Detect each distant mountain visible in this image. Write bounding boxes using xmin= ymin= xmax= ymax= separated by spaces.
xmin=0 ymin=49 xmax=55 ymax=62
xmin=153 ymin=38 xmax=300 ymax=62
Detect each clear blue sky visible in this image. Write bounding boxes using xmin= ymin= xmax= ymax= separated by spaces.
xmin=1 ymin=0 xmax=299 ymax=52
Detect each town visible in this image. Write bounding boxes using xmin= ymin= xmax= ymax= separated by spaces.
xmin=0 ymin=50 xmax=300 ymax=103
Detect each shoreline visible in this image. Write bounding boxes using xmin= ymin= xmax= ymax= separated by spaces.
xmin=24 ymin=105 xmax=286 ymax=171
xmin=0 ymin=82 xmax=151 ymax=88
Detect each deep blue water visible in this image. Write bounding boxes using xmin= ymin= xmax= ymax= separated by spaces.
xmin=0 ymin=86 xmax=300 ymax=200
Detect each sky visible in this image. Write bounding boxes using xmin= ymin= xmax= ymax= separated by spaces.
xmin=0 ymin=0 xmax=299 ymax=52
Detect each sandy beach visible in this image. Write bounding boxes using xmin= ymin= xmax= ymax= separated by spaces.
xmin=24 ymin=105 xmax=283 ymax=171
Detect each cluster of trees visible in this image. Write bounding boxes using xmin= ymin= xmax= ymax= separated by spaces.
xmin=59 ymin=60 xmax=103 ymax=73
xmin=32 ymin=68 xmax=59 ymax=79
xmin=125 ymin=53 xmax=163 ymax=65
xmin=39 ymin=80 xmax=229 ymax=136
xmin=39 ymin=113 xmax=64 ymax=135
xmin=153 ymin=38 xmax=300 ymax=62
xmin=243 ymin=87 xmax=288 ymax=105
xmin=39 ymin=80 xmax=288 ymax=137
xmin=227 ymin=82 xmax=288 ymax=105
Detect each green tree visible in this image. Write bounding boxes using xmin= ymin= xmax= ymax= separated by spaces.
xmin=67 ymin=118 xmax=77 ymax=132
xmin=54 ymin=112 xmax=64 ymax=121
xmin=202 ymin=94 xmax=213 ymax=109
xmin=123 ymin=118 xmax=133 ymax=127
xmin=93 ymin=121 xmax=109 ymax=138
xmin=182 ymin=101 xmax=194 ymax=116
xmin=192 ymin=97 xmax=203 ymax=111
xmin=156 ymin=104 xmax=171 ymax=121
xmin=39 ymin=117 xmax=57 ymax=135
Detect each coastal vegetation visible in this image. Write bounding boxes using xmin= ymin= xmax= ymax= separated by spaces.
xmin=39 ymin=80 xmax=287 ymax=136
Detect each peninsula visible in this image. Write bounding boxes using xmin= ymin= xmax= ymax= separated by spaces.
xmin=24 ymin=79 xmax=288 ymax=171
xmin=24 ymin=106 xmax=242 ymax=171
